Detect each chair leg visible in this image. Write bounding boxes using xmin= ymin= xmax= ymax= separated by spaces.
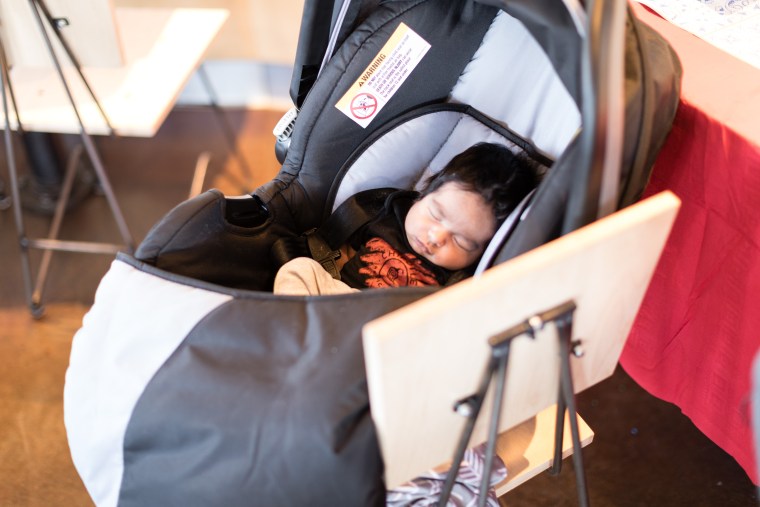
xmin=32 ymin=144 xmax=84 ymax=308
xmin=0 ymin=0 xmax=134 ymax=317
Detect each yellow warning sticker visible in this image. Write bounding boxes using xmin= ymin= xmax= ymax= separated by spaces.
xmin=335 ymin=23 xmax=431 ymax=128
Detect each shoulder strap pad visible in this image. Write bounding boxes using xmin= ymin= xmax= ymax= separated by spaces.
xmin=319 ymin=187 xmax=397 ymax=249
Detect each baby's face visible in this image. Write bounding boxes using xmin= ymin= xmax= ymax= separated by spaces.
xmin=405 ymin=182 xmax=496 ymax=270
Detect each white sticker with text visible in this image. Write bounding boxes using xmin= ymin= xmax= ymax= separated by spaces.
xmin=335 ymin=23 xmax=431 ymax=128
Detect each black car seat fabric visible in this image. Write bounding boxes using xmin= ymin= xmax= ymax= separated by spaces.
xmin=257 ymin=0 xmax=501 ymax=231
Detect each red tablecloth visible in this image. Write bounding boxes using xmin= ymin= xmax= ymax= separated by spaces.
xmin=622 ymin=3 xmax=760 ymax=484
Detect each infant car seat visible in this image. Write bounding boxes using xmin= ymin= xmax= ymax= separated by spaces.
xmin=63 ymin=1 xmax=681 ymax=505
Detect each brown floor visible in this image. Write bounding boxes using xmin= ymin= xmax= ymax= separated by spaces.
xmin=0 ymin=106 xmax=757 ymax=506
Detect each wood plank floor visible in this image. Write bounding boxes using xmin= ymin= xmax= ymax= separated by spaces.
xmin=0 ymin=106 xmax=756 ymax=506
xmin=0 ymin=304 xmax=91 ymax=506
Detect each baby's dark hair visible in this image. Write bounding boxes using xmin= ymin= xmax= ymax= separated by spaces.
xmin=420 ymin=142 xmax=543 ymax=223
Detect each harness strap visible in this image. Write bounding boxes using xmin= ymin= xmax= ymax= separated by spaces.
xmin=306 ymin=230 xmax=342 ymax=279
xmin=319 ymin=187 xmax=396 ymax=249
xmin=307 ymin=187 xmax=396 ymax=279
xmin=271 ymin=187 xmax=397 ymax=280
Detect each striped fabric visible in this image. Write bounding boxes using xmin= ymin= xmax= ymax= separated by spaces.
xmin=386 ymin=443 xmax=507 ymax=506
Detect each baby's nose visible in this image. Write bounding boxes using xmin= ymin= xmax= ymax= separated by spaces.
xmin=428 ymin=227 xmax=448 ymax=247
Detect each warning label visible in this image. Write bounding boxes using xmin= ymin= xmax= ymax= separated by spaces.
xmin=335 ymin=23 xmax=431 ymax=128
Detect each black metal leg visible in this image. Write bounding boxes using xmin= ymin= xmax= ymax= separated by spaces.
xmin=439 ymin=356 xmax=497 ymax=506
xmin=440 ymin=301 xmax=588 ymax=507
xmin=477 ymin=344 xmax=510 ymax=507
xmin=551 ymin=380 xmax=567 ymax=475
xmin=556 ymin=315 xmax=590 ymax=507
xmin=0 ymin=39 xmax=38 ymax=317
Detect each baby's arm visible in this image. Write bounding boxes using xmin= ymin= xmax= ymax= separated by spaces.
xmin=274 ymin=258 xmax=357 ymax=295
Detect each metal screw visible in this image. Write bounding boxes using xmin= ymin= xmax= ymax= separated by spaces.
xmin=528 ymin=315 xmax=544 ymax=333
xmin=571 ymin=339 xmax=584 ymax=357
xmin=453 ymin=398 xmax=474 ymax=417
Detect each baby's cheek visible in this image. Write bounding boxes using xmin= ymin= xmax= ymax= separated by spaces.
xmin=458 ymin=249 xmax=481 ymax=269
xmin=438 ymin=250 xmax=463 ymax=270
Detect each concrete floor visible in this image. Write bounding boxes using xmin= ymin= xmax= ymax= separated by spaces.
xmin=0 ymin=107 xmax=756 ymax=506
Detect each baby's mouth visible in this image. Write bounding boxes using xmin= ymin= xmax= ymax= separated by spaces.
xmin=411 ymin=235 xmax=432 ymax=256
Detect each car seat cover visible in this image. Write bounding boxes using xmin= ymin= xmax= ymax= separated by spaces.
xmin=63 ymin=259 xmax=232 ymax=507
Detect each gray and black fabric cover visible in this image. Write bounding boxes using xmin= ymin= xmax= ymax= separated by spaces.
xmin=65 ymin=240 xmax=433 ymax=506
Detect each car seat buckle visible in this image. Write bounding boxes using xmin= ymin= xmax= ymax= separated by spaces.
xmin=306 ymin=230 xmax=342 ymax=280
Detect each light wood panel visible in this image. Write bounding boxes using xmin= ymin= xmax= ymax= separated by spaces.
xmin=115 ymin=0 xmax=304 ymax=63
xmin=0 ymin=0 xmax=123 ymax=68
xmin=4 ymin=7 xmax=228 ymax=136
xmin=363 ymin=191 xmax=681 ymax=488
xmin=493 ymin=405 xmax=593 ymax=497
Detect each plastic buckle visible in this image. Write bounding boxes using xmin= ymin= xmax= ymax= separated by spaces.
xmin=306 ymin=231 xmax=342 ymax=280
xmin=272 ymin=106 xmax=299 ymax=142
